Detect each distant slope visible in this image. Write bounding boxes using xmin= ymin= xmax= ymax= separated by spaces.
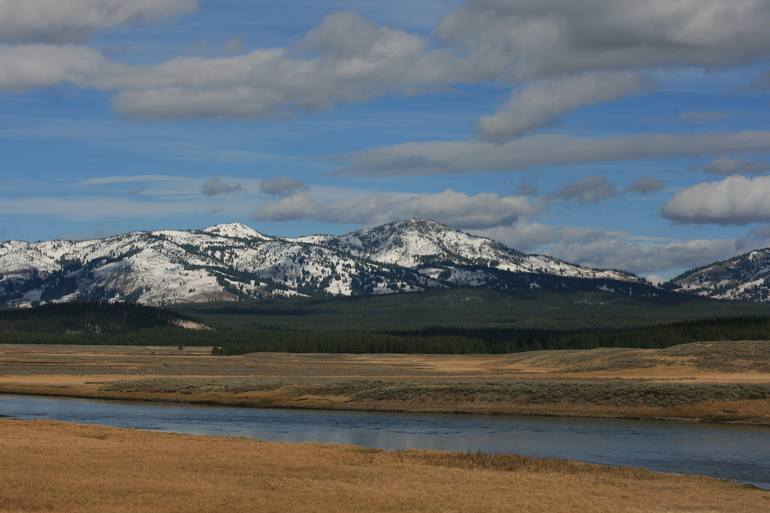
xmin=0 ymin=302 xmax=192 ymax=334
xmin=4 ymin=290 xmax=770 ymax=353
xmin=174 ymin=288 xmax=770 ymax=332
xmin=1 ymin=218 xmax=653 ymax=307
xmin=665 ymin=248 xmax=770 ymax=302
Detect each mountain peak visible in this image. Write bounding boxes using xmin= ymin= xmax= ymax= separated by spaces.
xmin=203 ymin=223 xmax=271 ymax=240
xmin=392 ymin=217 xmax=448 ymax=230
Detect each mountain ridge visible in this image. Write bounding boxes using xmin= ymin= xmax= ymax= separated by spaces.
xmin=665 ymin=248 xmax=770 ymax=303
xmin=0 ymin=218 xmax=653 ymax=307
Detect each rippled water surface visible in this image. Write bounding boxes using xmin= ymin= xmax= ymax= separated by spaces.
xmin=2 ymin=393 xmax=768 ymax=488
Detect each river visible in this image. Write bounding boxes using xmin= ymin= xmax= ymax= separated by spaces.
xmin=2 ymin=393 xmax=768 ymax=488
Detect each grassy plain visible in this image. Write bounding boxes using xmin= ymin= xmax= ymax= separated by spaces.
xmin=0 ymin=419 xmax=767 ymax=513
xmin=2 ymin=341 xmax=770 ymax=424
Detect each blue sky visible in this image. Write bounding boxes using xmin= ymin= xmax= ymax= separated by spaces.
xmin=2 ymin=0 xmax=770 ymax=280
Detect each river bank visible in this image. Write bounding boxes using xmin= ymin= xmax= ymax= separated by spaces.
xmin=1 ymin=342 xmax=770 ymax=425
xmin=1 ymin=418 xmax=767 ymax=513
xmin=4 ymin=391 xmax=770 ymax=486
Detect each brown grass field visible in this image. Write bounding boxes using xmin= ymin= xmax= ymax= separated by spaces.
xmin=0 ymin=418 xmax=767 ymax=513
xmin=2 ymin=341 xmax=770 ymax=424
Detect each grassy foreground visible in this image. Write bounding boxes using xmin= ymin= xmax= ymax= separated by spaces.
xmin=0 ymin=419 xmax=767 ymax=513
xmin=2 ymin=342 xmax=770 ymax=424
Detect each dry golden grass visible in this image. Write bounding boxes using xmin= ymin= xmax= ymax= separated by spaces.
xmin=2 ymin=342 xmax=770 ymax=425
xmin=0 ymin=419 xmax=766 ymax=513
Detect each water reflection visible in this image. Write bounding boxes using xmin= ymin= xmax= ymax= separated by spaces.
xmin=1 ymin=393 xmax=768 ymax=488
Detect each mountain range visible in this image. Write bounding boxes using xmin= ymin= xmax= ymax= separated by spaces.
xmin=4 ymin=217 xmax=770 ymax=307
xmin=1 ymin=218 xmax=657 ymax=307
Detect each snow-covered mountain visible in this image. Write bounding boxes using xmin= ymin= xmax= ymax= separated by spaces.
xmin=0 ymin=218 xmax=650 ymax=307
xmin=665 ymin=248 xmax=770 ymax=303
xmin=322 ymin=218 xmax=636 ymax=282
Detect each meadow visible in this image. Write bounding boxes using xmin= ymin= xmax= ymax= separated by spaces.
xmin=1 ymin=419 xmax=766 ymax=513
xmin=2 ymin=341 xmax=769 ymax=424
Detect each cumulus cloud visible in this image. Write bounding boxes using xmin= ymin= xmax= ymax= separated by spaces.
xmin=259 ymin=176 xmax=308 ymax=196
xmin=4 ymin=2 xmax=770 ymax=121
xmin=0 ymin=11 xmax=467 ymax=118
xmin=110 ymin=0 xmax=769 ymax=121
xmin=0 ymin=0 xmax=197 ymax=44
xmin=625 ymin=176 xmax=665 ymax=194
xmin=478 ymin=72 xmax=649 ymax=143
xmin=106 ymin=12 xmax=473 ymax=118
xmin=438 ymin=0 xmax=770 ymax=79
xmin=253 ymin=188 xmax=538 ymax=229
xmin=701 ymin=157 xmax=770 ymax=175
xmin=201 ymin=177 xmax=244 ymax=196
xmin=340 ymin=131 xmax=770 ymax=177
xmin=663 ymin=175 xmax=770 ymax=225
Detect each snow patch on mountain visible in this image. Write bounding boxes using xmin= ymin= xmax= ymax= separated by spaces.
xmin=203 ymin=223 xmax=271 ymax=240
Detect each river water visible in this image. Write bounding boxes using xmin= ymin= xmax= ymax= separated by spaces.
xmin=2 ymin=393 xmax=768 ymax=488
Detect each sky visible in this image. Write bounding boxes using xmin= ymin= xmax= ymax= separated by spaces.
xmin=2 ymin=0 xmax=770 ymax=281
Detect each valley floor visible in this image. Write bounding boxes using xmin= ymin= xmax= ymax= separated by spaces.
xmin=0 ymin=418 xmax=767 ymax=513
xmin=1 ymin=342 xmax=770 ymax=425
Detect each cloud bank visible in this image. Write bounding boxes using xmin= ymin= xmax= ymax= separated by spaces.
xmin=340 ymin=131 xmax=770 ymax=177
xmin=254 ymin=188 xmax=538 ymax=229
xmin=438 ymin=0 xmax=770 ymax=79
xmin=0 ymin=0 xmax=197 ymax=44
xmin=701 ymin=157 xmax=770 ymax=176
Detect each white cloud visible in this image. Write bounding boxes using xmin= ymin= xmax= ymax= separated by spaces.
xmin=0 ymin=11 xmax=464 ymax=117
xmin=340 ymin=131 xmax=770 ymax=177
xmin=663 ymin=175 xmax=770 ymax=225
xmin=478 ymin=72 xmax=648 ymax=142
xmin=0 ymin=44 xmax=106 ymax=90
xmin=3 ymin=2 xmax=770 ymax=122
xmin=438 ymin=0 xmax=770 ymax=79
xmin=104 ymin=2 xmax=770 ymax=119
xmin=701 ymin=157 xmax=770 ymax=175
xmin=104 ymin=12 xmax=472 ymax=118
xmin=0 ymin=0 xmax=197 ymax=44
xmin=253 ymin=188 xmax=539 ymax=229
xmin=550 ymin=176 xmax=618 ymax=204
